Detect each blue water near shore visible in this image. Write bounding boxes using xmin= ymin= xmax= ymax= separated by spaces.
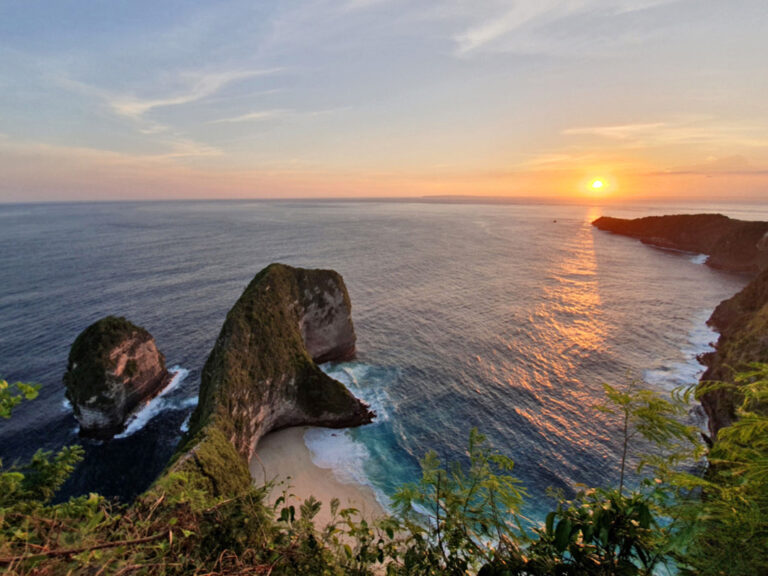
xmin=0 ymin=200 xmax=763 ymax=517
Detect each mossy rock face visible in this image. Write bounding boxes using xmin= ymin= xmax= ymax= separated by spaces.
xmin=64 ymin=316 xmax=171 ymax=438
xmin=188 ymin=263 xmax=374 ymax=463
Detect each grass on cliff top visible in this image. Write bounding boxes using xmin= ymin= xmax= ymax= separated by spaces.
xmin=157 ymin=423 xmax=252 ymax=499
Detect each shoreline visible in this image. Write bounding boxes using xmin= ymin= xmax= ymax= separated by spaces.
xmin=250 ymin=426 xmax=385 ymax=527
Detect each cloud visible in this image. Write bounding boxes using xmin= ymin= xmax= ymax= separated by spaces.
xmin=110 ymin=68 xmax=281 ymax=118
xmin=454 ymin=3 xmax=557 ymax=56
xmin=209 ymin=109 xmax=292 ymax=124
xmin=343 ymin=0 xmax=390 ymax=10
xmin=653 ymin=155 xmax=768 ymax=176
xmin=452 ymin=0 xmax=680 ymax=56
xmin=562 ymin=119 xmax=768 ymax=149
xmin=562 ymin=123 xmax=667 ymax=139
xmin=53 ymin=68 xmax=280 ymax=159
xmin=156 ymin=137 xmax=222 ymax=159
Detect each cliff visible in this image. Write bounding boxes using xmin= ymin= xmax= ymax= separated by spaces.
xmin=698 ymin=267 xmax=768 ymax=437
xmin=592 ymin=214 xmax=768 ymax=273
xmin=170 ymin=263 xmax=374 ymax=496
xmin=64 ymin=316 xmax=171 ymax=438
xmin=592 ymin=214 xmax=768 ymax=439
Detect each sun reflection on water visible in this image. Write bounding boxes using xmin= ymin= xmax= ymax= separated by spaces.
xmin=496 ymin=211 xmax=618 ymax=478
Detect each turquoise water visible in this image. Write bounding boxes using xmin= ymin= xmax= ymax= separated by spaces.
xmin=0 ymin=200 xmax=759 ymax=517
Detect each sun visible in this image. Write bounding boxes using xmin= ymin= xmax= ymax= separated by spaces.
xmin=580 ymin=175 xmax=615 ymax=198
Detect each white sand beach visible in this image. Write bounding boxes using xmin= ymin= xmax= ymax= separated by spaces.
xmin=250 ymin=426 xmax=385 ymax=527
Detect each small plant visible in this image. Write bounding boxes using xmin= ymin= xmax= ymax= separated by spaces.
xmin=597 ymin=378 xmax=702 ymax=494
xmin=670 ymin=363 xmax=768 ymax=575
xmin=524 ymin=487 xmax=663 ymax=575
xmin=0 ymin=378 xmax=38 ymax=420
xmin=390 ymin=428 xmax=527 ymax=575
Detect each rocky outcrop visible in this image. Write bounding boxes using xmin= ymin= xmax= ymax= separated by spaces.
xmin=592 ymin=214 xmax=768 ymax=440
xmin=173 ymin=264 xmax=373 ymax=495
xmin=64 ymin=316 xmax=171 ymax=438
xmin=698 ymin=267 xmax=768 ymax=438
xmin=592 ymin=214 xmax=768 ymax=273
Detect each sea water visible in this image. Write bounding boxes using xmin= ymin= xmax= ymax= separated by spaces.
xmin=0 ymin=200 xmax=761 ymax=516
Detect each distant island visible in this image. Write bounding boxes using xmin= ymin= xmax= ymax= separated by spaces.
xmin=593 ymin=213 xmax=768 ymax=439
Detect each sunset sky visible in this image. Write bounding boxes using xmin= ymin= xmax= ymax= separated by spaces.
xmin=1 ymin=1 xmax=766 ymax=203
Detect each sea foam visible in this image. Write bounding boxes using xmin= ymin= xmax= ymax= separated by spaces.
xmin=643 ymin=310 xmax=717 ymax=392
xmin=322 ymin=362 xmax=391 ymax=423
xmin=302 ymin=362 xmax=394 ymax=509
xmin=115 ymin=366 xmax=190 ymax=438
xmin=303 ymin=428 xmax=371 ymax=485
xmin=689 ymin=254 xmax=708 ymax=265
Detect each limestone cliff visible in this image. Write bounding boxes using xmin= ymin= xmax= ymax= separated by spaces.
xmin=64 ymin=316 xmax=171 ymax=438
xmin=592 ymin=214 xmax=768 ymax=439
xmin=173 ymin=264 xmax=374 ymax=495
xmin=592 ymin=214 xmax=768 ymax=273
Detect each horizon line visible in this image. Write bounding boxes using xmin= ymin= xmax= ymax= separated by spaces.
xmin=1 ymin=193 xmax=765 ymax=208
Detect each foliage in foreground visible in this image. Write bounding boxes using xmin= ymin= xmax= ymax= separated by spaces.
xmin=674 ymin=363 xmax=768 ymax=575
xmin=1 ymin=366 xmax=767 ymax=575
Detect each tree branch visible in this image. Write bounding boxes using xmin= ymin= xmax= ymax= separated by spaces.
xmin=0 ymin=531 xmax=167 ymax=566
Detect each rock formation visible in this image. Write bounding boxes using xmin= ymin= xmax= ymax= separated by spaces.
xmin=592 ymin=214 xmax=768 ymax=439
xmin=592 ymin=214 xmax=768 ymax=273
xmin=64 ymin=316 xmax=171 ymax=438
xmin=173 ymin=264 xmax=374 ymax=495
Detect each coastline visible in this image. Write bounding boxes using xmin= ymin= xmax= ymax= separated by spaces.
xmin=250 ymin=426 xmax=385 ymax=527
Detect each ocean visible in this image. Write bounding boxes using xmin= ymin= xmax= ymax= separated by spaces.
xmin=0 ymin=200 xmax=762 ymax=520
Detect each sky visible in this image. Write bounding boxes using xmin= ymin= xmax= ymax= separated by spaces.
xmin=0 ymin=0 xmax=767 ymax=203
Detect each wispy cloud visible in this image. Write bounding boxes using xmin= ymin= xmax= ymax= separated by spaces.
xmin=562 ymin=119 xmax=768 ymax=149
xmin=454 ymin=3 xmax=556 ymax=56
xmin=453 ymin=0 xmax=679 ymax=56
xmin=653 ymin=155 xmax=768 ymax=176
xmin=562 ymin=122 xmax=667 ymax=139
xmin=54 ymin=68 xmax=281 ymax=158
xmin=110 ymin=69 xmax=281 ymax=118
xmin=210 ymin=108 xmax=292 ymax=124
xmin=137 ymin=123 xmax=170 ymax=135
xmin=343 ymin=0 xmax=390 ymax=10
xmin=157 ymin=137 xmax=222 ymax=159
xmin=209 ymin=106 xmax=346 ymax=125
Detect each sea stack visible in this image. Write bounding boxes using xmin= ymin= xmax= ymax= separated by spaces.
xmin=169 ymin=264 xmax=373 ymax=496
xmin=64 ymin=316 xmax=171 ymax=438
xmin=188 ymin=263 xmax=373 ymax=459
